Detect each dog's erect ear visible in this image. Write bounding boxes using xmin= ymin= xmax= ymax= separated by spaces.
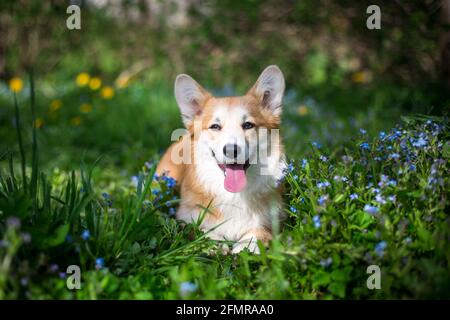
xmin=174 ymin=74 xmax=211 ymax=127
xmin=248 ymin=65 xmax=285 ymax=116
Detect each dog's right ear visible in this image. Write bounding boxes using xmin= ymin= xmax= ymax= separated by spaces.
xmin=174 ymin=74 xmax=211 ymax=127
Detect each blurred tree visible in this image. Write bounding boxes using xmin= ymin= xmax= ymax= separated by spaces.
xmin=1 ymin=0 xmax=448 ymax=111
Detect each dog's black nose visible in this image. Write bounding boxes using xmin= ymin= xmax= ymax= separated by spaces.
xmin=223 ymin=144 xmax=241 ymax=159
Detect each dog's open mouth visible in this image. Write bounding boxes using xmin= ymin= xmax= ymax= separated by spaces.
xmin=218 ymin=161 xmax=250 ymax=193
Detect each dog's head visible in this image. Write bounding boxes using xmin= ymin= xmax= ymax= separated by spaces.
xmin=174 ymin=65 xmax=285 ymax=193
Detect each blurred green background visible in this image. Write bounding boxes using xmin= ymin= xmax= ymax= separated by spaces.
xmin=1 ymin=0 xmax=449 ymax=172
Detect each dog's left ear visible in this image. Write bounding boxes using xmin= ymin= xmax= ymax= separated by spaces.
xmin=247 ymin=65 xmax=285 ymax=116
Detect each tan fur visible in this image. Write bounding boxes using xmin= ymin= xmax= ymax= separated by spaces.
xmin=241 ymin=228 xmax=273 ymax=244
xmin=156 ymin=66 xmax=286 ymax=253
xmin=156 ymin=95 xmax=282 ymax=212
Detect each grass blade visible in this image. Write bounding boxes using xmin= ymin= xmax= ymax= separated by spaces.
xmin=13 ymin=92 xmax=26 ymax=190
xmin=28 ymin=69 xmax=39 ymax=218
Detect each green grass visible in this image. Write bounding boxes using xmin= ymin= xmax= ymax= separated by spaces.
xmin=0 ymin=74 xmax=449 ymax=299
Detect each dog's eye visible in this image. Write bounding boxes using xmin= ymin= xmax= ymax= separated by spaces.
xmin=242 ymin=121 xmax=255 ymax=130
xmin=209 ymin=124 xmax=221 ymax=130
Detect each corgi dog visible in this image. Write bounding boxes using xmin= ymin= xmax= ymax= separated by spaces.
xmin=156 ymin=65 xmax=286 ymax=253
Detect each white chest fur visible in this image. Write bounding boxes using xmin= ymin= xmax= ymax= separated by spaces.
xmin=177 ymin=147 xmax=286 ymax=242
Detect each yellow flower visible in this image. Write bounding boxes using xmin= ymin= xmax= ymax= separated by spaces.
xmin=100 ymin=86 xmax=115 ymax=99
xmin=49 ymin=99 xmax=62 ymax=112
xmin=9 ymin=77 xmax=24 ymax=93
xmin=80 ymin=103 xmax=93 ymax=113
xmin=76 ymin=73 xmax=90 ymax=87
xmin=297 ymin=105 xmax=309 ymax=116
xmin=89 ymin=77 xmax=102 ymax=90
xmin=34 ymin=118 xmax=44 ymax=129
xmin=70 ymin=116 xmax=82 ymax=126
xmin=351 ymin=70 xmax=372 ymax=84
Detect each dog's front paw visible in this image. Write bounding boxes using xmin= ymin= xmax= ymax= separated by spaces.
xmin=231 ymin=239 xmax=260 ymax=254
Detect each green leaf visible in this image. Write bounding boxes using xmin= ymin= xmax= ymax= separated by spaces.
xmin=352 ymin=211 xmax=373 ymax=229
xmin=333 ymin=194 xmax=345 ymax=204
xmin=312 ymin=271 xmax=331 ymax=288
xmin=417 ymin=227 xmax=431 ymax=247
xmin=329 ymin=282 xmax=346 ymax=298
xmin=331 ymin=269 xmax=349 ymax=282
xmin=332 ymin=253 xmax=341 ymax=266
xmin=131 ymin=242 xmax=141 ymax=254
xmin=442 ymin=141 xmax=450 ymax=159
xmin=46 ymin=224 xmax=70 ymax=247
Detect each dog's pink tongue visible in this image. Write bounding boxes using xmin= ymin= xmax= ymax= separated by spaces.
xmin=224 ymin=164 xmax=247 ymax=193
